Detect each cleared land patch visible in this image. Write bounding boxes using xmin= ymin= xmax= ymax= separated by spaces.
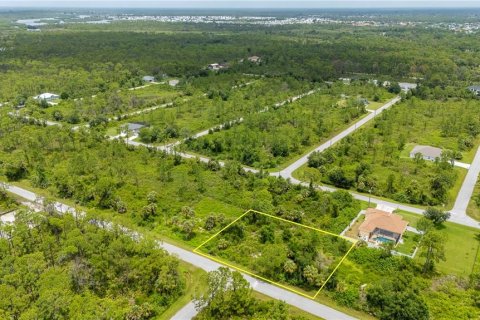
xmin=194 ymin=209 xmax=356 ymax=299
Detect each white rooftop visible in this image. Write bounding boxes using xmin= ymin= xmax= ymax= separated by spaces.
xmin=34 ymin=93 xmax=60 ymax=100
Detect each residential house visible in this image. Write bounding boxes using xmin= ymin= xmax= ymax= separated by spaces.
xmin=247 ymin=55 xmax=261 ymax=63
xmin=358 ymin=208 xmax=409 ymax=245
xmin=208 ymin=63 xmax=221 ymax=71
xmin=33 ymin=93 xmax=60 ymax=101
xmin=169 ymin=79 xmax=180 ymax=87
xmin=125 ymin=122 xmax=147 ymax=134
xmin=399 ymin=82 xmax=417 ymax=92
xmin=142 ymin=76 xmax=156 ymax=83
xmin=409 ymin=145 xmax=442 ymax=161
xmin=468 ymin=85 xmax=480 ymax=96
xmin=339 ymin=77 xmax=351 ymax=84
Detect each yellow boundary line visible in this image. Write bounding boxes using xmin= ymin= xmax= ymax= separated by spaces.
xmin=313 ymin=241 xmax=357 ymax=298
xmin=193 ymin=248 xmax=315 ymax=299
xmin=194 ymin=209 xmax=357 ymax=300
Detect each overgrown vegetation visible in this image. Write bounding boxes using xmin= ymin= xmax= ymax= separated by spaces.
xmin=0 ymin=211 xmax=185 ymax=319
xmin=304 ymin=97 xmax=480 ymax=206
xmin=184 ymin=83 xmax=393 ymax=168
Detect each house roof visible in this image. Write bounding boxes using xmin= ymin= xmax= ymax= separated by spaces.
xmin=468 ymin=85 xmax=480 ymax=91
xmin=399 ymin=82 xmax=417 ymax=90
xmin=410 ymin=145 xmax=442 ymax=158
xmin=169 ymin=79 xmax=179 ymax=87
xmin=142 ymin=76 xmax=155 ymax=81
xmin=34 ymin=93 xmax=59 ymax=100
xmin=359 ymin=208 xmax=408 ymax=235
xmin=127 ymin=123 xmax=146 ymax=131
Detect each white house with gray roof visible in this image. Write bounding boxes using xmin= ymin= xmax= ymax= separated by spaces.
xmin=142 ymin=76 xmax=156 ymax=83
xmin=399 ymin=82 xmax=417 ymax=92
xmin=33 ymin=93 xmax=60 ymax=101
xmin=124 ymin=122 xmax=147 ymax=134
xmin=409 ymin=145 xmax=442 ymax=161
xmin=468 ymin=85 xmax=480 ymax=96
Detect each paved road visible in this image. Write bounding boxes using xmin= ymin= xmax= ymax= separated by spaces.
xmin=124 ymin=94 xmax=480 ymax=229
xmin=451 ymin=146 xmax=480 ymax=219
xmin=272 ymin=96 xmax=401 ymax=179
xmin=170 ymin=301 xmax=198 ymax=320
xmin=161 ymin=241 xmax=356 ymax=320
xmin=2 ymin=182 xmax=356 ymax=320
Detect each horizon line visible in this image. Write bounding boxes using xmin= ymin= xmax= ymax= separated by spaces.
xmin=2 ymin=6 xmax=480 ymax=9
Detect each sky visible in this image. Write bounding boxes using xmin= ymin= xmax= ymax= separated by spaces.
xmin=0 ymin=0 xmax=479 ymax=8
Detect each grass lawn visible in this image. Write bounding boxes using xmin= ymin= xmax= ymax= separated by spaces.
xmin=396 ymin=210 xmax=480 ymax=276
xmin=466 ymin=173 xmax=480 ymax=221
xmin=365 ymin=101 xmax=384 ymax=111
xmin=158 ymin=262 xmax=208 ymax=320
xmin=395 ymin=231 xmax=421 ymax=256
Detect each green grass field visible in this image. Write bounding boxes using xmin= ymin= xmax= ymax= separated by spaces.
xmin=396 ymin=210 xmax=480 ymax=276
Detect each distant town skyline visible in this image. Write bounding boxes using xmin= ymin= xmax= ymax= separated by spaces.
xmin=1 ymin=0 xmax=480 ymax=8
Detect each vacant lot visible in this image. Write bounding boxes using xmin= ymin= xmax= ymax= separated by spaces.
xmin=196 ymin=210 xmax=355 ymax=297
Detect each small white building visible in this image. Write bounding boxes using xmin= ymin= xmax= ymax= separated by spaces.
xmin=142 ymin=76 xmax=156 ymax=83
xmin=0 ymin=211 xmax=16 ymax=224
xmin=339 ymin=78 xmax=351 ymax=84
xmin=468 ymin=85 xmax=480 ymax=96
xmin=399 ymin=82 xmax=417 ymax=92
xmin=247 ymin=55 xmax=261 ymax=63
xmin=124 ymin=122 xmax=147 ymax=134
xmin=34 ymin=93 xmax=60 ymax=101
xmin=410 ymin=145 xmax=442 ymax=161
xmin=169 ymin=79 xmax=180 ymax=87
xmin=208 ymin=63 xmax=221 ymax=71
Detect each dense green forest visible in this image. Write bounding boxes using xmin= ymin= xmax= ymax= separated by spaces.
xmin=1 ymin=21 xmax=480 ymax=102
xmin=0 ymin=211 xmax=184 ymax=319
xmin=1 ymin=11 xmax=480 ymax=320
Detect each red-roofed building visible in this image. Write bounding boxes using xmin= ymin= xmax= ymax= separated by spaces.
xmin=358 ymin=208 xmax=409 ymax=245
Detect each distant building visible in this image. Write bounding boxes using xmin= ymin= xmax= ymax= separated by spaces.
xmin=247 ymin=55 xmax=261 ymax=63
xmin=208 ymin=63 xmax=228 ymax=71
xmin=358 ymin=208 xmax=409 ymax=245
xmin=142 ymin=76 xmax=156 ymax=83
xmin=399 ymin=82 xmax=417 ymax=92
xmin=125 ymin=122 xmax=147 ymax=133
xmin=208 ymin=63 xmax=221 ymax=71
xmin=468 ymin=85 xmax=480 ymax=96
xmin=33 ymin=93 xmax=60 ymax=101
xmin=339 ymin=78 xmax=351 ymax=84
xmin=169 ymin=79 xmax=180 ymax=87
xmin=357 ymin=98 xmax=369 ymax=106
xmin=0 ymin=211 xmax=16 ymax=225
xmin=409 ymin=145 xmax=442 ymax=161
